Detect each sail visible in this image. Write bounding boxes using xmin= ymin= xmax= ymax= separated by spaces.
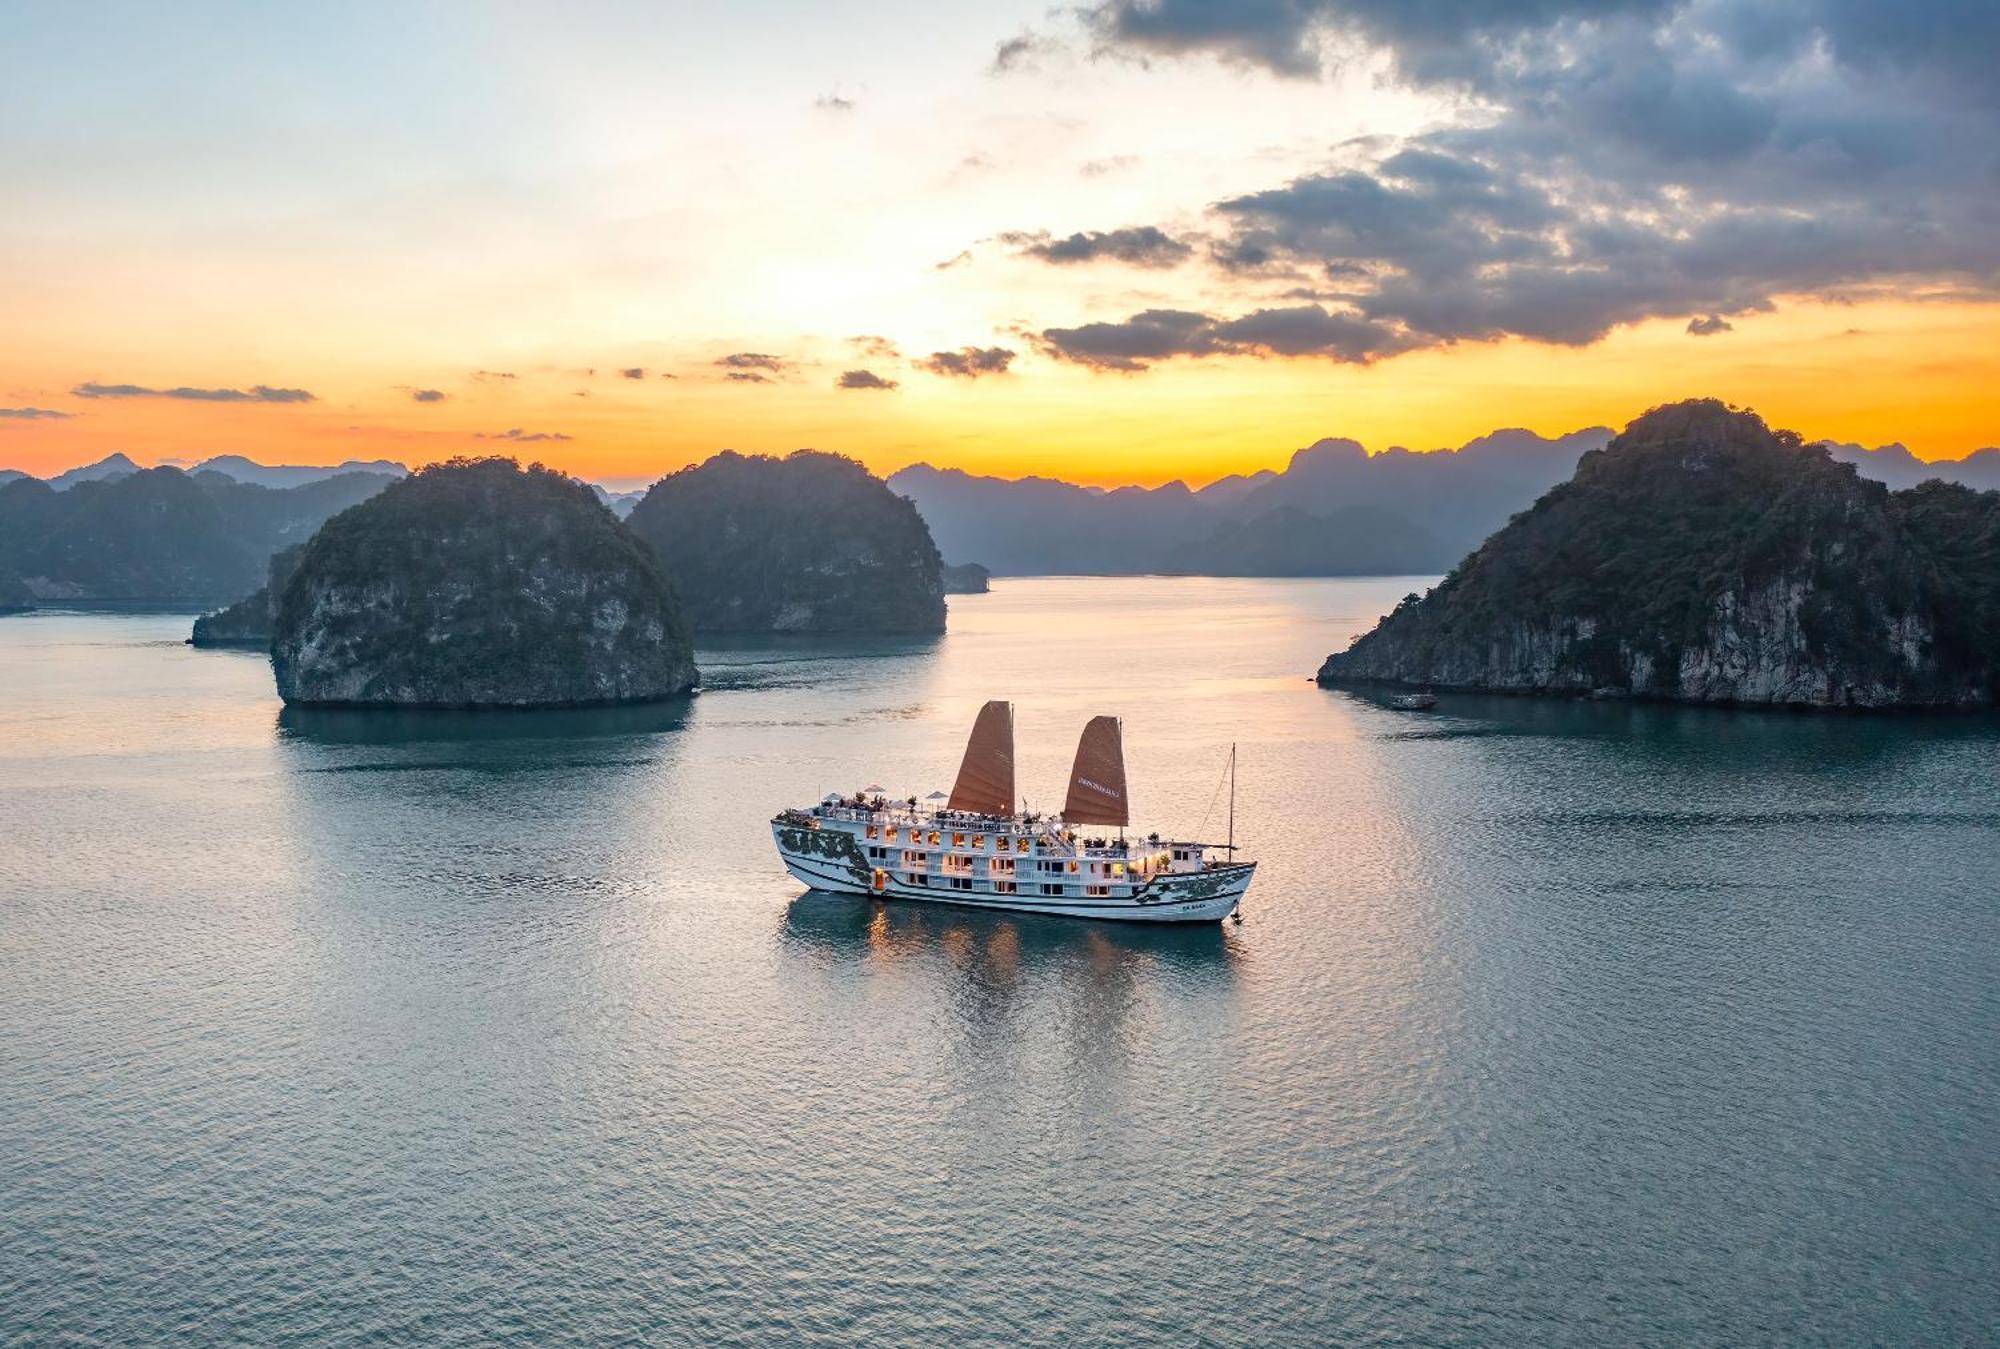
xmin=1063 ymin=715 xmax=1129 ymax=826
xmin=947 ymin=700 xmax=1015 ymax=817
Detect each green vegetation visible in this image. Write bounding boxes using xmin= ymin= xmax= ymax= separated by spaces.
xmin=0 ymin=467 xmax=391 ymax=601
xmin=1320 ymin=400 xmax=2000 ymax=707
xmin=272 ymin=458 xmax=697 ymax=707
xmin=626 ymin=450 xmax=945 ymax=633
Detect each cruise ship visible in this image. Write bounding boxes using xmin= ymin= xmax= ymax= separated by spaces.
xmin=771 ymin=701 xmax=1255 ymax=923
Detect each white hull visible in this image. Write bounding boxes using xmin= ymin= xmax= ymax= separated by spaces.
xmin=773 ymin=821 xmax=1252 ymax=924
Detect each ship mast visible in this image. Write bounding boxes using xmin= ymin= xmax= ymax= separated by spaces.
xmin=1227 ymin=742 xmax=1236 ymax=854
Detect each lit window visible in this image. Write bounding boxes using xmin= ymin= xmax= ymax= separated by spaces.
xmin=885 ymin=828 xmax=898 ymax=842
xmin=928 ymin=831 xmax=941 ymax=846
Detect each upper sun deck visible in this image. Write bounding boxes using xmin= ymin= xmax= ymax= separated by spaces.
xmin=786 ymin=798 xmax=1221 ymax=864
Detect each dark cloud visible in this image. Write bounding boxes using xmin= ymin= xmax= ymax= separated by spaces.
xmin=1040 ymin=304 xmax=1409 ymax=371
xmin=412 ymin=389 xmax=446 ymax=402
xmin=1002 ymin=225 xmax=1194 ymax=268
xmin=725 ymin=372 xmax=771 ymax=384
xmin=1042 ymin=2 xmax=2000 ymax=356
xmin=0 ymin=407 xmax=74 ymax=420
xmin=1079 ymin=0 xmax=1675 ymax=79
xmin=473 ymin=370 xmax=517 ymax=381
xmin=71 ymin=382 xmax=314 ymax=403
xmin=478 ymin=428 xmax=573 ymax=442
xmin=837 ymin=369 xmax=900 ymax=390
xmin=848 ymin=334 xmax=901 ymax=359
xmin=917 ymin=347 xmax=1017 ymax=379
xmin=814 ymin=93 xmax=856 ymax=112
xmin=1687 ymin=314 xmax=1734 ymax=336
xmin=716 ymin=352 xmax=789 ymax=373
xmin=620 ymin=367 xmax=645 ymax=380
xmin=934 ymin=249 xmax=974 ymax=271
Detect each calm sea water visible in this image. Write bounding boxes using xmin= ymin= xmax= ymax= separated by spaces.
xmin=2 ymin=577 xmax=1996 ymax=1345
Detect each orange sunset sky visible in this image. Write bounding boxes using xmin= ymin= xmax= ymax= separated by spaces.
xmin=3 ymin=3 xmax=1995 ymax=489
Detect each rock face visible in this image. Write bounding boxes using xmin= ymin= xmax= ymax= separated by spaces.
xmin=942 ymin=561 xmax=990 ymax=594
xmin=626 ymin=450 xmax=945 ymax=633
xmin=1318 ymin=400 xmax=2000 ymax=709
xmin=191 ymin=546 xmax=304 ymax=646
xmin=0 ymin=571 xmax=33 ymax=614
xmin=271 ymin=458 xmax=697 ymax=708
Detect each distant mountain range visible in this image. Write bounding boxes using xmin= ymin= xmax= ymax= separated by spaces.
xmin=888 ymin=428 xmax=1615 ymax=575
xmin=890 ymin=430 xmax=2000 ymax=576
xmin=1 ymin=468 xmax=396 ymax=601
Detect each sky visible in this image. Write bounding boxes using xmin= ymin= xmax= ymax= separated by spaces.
xmin=1 ymin=0 xmax=1996 ymax=488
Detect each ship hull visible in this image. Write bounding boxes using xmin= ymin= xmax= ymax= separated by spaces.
xmin=772 ymin=822 xmax=1252 ymax=923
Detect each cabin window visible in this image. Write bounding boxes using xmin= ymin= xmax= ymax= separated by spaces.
xmin=884 ymin=827 xmax=897 ymax=843
xmin=950 ymin=877 xmax=974 ymax=891
xmin=1086 ymin=885 xmax=1109 ymax=897
xmin=864 ymin=826 xmax=878 ymax=840
xmin=928 ymin=831 xmax=941 ymax=846
xmin=1041 ymin=883 xmax=1064 ymax=896
xmin=1067 ymin=861 xmax=1079 ymax=874
xmin=868 ymin=846 xmax=887 ymax=860
xmin=906 ymin=873 xmax=928 ymax=886
xmin=990 ymin=858 xmax=1014 ymax=876
xmin=972 ymin=835 xmax=985 ymax=849
xmin=1112 ymin=862 xmax=1125 ymax=876
xmin=951 ymin=832 xmax=965 ymax=847
xmin=994 ymin=881 xmax=1017 ymax=894
xmin=1172 ymin=849 xmax=1187 ymax=861
xmin=1016 ymin=838 xmax=1030 ymax=853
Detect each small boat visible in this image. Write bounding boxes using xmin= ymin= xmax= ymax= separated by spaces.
xmin=1388 ymin=692 xmax=1438 ymax=711
xmin=771 ymin=702 xmax=1255 ymax=923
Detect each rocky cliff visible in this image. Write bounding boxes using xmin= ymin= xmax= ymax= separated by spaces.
xmin=271 ymin=458 xmax=697 ymax=708
xmin=626 ymin=450 xmax=945 ymax=633
xmin=1317 ymin=400 xmax=2000 ymax=709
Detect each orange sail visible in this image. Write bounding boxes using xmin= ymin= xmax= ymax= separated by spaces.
xmin=1063 ymin=715 xmax=1129 ymax=826
xmin=947 ymin=700 xmax=1015 ymax=817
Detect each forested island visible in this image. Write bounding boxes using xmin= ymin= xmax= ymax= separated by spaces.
xmin=942 ymin=562 xmax=990 ymax=594
xmin=271 ymin=458 xmax=697 ymax=708
xmin=626 ymin=450 xmax=945 ymax=633
xmin=1318 ymin=400 xmax=2000 ymax=709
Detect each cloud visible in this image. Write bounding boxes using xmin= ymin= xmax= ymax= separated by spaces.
xmin=1081 ymin=155 xmax=1139 ymax=178
xmin=837 ymin=369 xmax=900 ymax=390
xmin=1039 ymin=304 xmax=1410 ymax=371
xmin=848 ymin=334 xmax=901 ymax=359
xmin=412 ymin=389 xmax=446 ymax=402
xmin=934 ymin=249 xmax=974 ymax=271
xmin=814 ymin=93 xmax=856 ymax=112
xmin=1047 ymin=2 xmax=2000 ymax=351
xmin=1001 ymin=225 xmax=1193 ymax=268
xmin=716 ymin=352 xmax=789 ymax=373
xmin=71 ymin=382 xmax=315 ymax=403
xmin=473 ymin=370 xmax=517 ymax=381
xmin=619 ymin=367 xmax=645 ymax=380
xmin=917 ymin=347 xmax=1017 ymax=379
xmin=992 ymin=31 xmax=1063 ymax=73
xmin=725 ymin=372 xmax=771 ymax=384
xmin=0 ymin=407 xmax=75 ymax=420
xmin=1686 ymin=314 xmax=1734 ymax=336
xmin=478 ymin=428 xmax=573 ymax=442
